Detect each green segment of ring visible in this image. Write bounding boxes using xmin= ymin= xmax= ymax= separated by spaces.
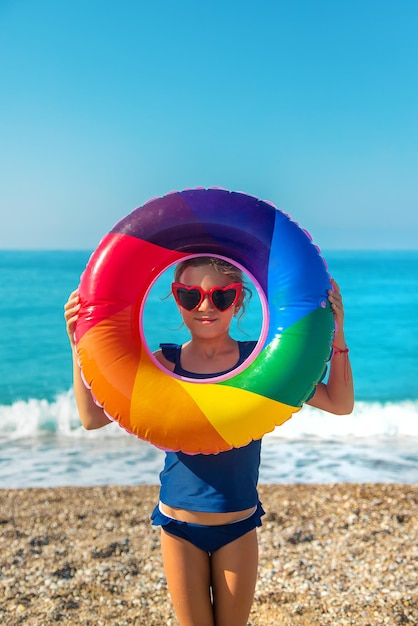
xmin=221 ymin=306 xmax=334 ymax=406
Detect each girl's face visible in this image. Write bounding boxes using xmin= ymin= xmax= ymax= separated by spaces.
xmin=177 ymin=264 xmax=240 ymax=339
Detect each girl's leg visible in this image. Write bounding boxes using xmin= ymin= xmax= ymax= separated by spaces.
xmin=160 ymin=528 xmax=214 ymax=626
xmin=210 ymin=529 xmax=259 ymax=626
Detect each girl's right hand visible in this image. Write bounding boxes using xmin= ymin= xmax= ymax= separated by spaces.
xmin=64 ymin=289 xmax=112 ymax=429
xmin=64 ymin=289 xmax=80 ymax=349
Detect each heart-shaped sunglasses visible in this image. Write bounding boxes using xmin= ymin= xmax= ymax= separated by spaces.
xmin=172 ymin=282 xmax=243 ymax=312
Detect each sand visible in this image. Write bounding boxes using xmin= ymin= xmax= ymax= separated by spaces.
xmin=0 ymin=483 xmax=416 ymax=625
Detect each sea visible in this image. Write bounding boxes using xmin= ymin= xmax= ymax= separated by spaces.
xmin=1 ymin=249 xmax=418 ymax=489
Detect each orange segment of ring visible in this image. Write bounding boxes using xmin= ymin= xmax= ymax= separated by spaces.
xmin=76 ymin=307 xmax=140 ymax=422
xmin=77 ymin=307 xmax=230 ymax=454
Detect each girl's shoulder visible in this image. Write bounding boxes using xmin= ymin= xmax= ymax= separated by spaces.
xmin=238 ymin=340 xmax=258 ymax=361
xmin=159 ymin=343 xmax=181 ymax=362
xmin=153 ymin=344 xmax=179 ymax=371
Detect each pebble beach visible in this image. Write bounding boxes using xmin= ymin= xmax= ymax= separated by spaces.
xmin=0 ymin=483 xmax=416 ymax=625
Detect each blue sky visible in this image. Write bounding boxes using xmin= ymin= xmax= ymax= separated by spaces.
xmin=1 ymin=0 xmax=417 ymax=250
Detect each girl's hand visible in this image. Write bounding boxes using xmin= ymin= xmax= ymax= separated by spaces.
xmin=64 ymin=290 xmax=80 ymax=349
xmin=328 ymin=278 xmax=345 ymax=339
xmin=64 ymin=289 xmax=112 ymax=429
xmin=308 ymin=278 xmax=353 ymax=414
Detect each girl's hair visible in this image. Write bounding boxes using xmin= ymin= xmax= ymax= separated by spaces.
xmin=174 ymin=256 xmax=252 ymax=318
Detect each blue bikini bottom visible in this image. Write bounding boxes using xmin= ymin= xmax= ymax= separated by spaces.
xmin=151 ymin=501 xmax=264 ymax=553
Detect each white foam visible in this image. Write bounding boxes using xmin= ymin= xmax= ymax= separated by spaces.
xmin=266 ymin=400 xmax=418 ymax=440
xmin=1 ymin=393 xmax=418 ymax=442
xmin=1 ymin=392 xmax=417 ymax=487
xmin=0 ymin=390 xmax=129 ymax=441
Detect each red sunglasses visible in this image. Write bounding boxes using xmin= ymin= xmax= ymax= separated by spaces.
xmin=172 ymin=282 xmax=243 ymax=312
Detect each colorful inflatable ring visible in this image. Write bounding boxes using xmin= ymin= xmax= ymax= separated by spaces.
xmin=75 ymin=188 xmax=334 ymax=454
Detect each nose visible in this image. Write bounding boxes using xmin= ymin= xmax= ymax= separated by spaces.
xmin=197 ymin=294 xmax=213 ymax=311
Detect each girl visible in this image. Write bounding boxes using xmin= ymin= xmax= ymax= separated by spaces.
xmin=64 ymin=256 xmax=354 ymax=626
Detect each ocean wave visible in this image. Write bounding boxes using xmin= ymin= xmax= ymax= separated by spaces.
xmin=266 ymin=401 xmax=418 ymax=440
xmin=1 ymin=391 xmax=418 ymax=442
xmin=0 ymin=390 xmax=126 ymax=441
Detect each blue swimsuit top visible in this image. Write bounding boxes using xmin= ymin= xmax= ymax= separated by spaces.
xmin=158 ymin=341 xmax=261 ymax=513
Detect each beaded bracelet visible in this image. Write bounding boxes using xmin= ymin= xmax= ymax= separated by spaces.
xmin=332 ymin=344 xmax=349 ymax=355
xmin=332 ymin=344 xmax=350 ymax=384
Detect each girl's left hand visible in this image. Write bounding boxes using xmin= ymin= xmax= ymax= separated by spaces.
xmin=328 ymin=278 xmax=345 ymax=331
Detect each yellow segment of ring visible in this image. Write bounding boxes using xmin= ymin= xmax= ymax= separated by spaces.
xmin=178 ymin=381 xmax=300 ymax=446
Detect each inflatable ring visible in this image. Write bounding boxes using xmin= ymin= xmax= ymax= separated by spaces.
xmin=75 ymin=188 xmax=334 ymax=454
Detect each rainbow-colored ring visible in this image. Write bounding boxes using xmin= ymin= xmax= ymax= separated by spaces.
xmin=75 ymin=188 xmax=334 ymax=454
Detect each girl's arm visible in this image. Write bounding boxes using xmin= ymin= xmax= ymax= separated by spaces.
xmin=64 ymin=290 xmax=112 ymax=430
xmin=306 ymin=279 xmax=354 ymax=415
